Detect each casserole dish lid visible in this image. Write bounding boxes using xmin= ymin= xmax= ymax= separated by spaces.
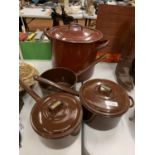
xmin=31 ymin=92 xmax=82 ymax=139
xmin=79 ymin=79 xmax=130 ymax=117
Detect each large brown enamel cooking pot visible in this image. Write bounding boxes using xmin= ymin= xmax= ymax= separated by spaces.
xmin=19 ymin=79 xmax=82 ymax=149
xmin=45 ymin=24 xmax=109 ymax=82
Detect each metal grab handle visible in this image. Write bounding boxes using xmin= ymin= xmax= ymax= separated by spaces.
xmin=128 ymin=96 xmax=134 ymax=108
xmin=68 ymin=23 xmax=83 ymax=31
xmin=48 ymin=101 xmax=63 ymax=112
xmin=19 ymin=78 xmax=41 ymax=102
xmin=96 ymin=40 xmax=109 ymax=51
xmin=99 ymin=84 xmax=112 ymax=93
xmin=99 ymin=84 xmax=112 ymax=97
xmin=76 ymin=54 xmax=107 ymax=77
xmin=84 ymin=113 xmax=96 ymax=124
xmin=34 ymin=75 xmax=79 ymax=96
xmin=71 ymin=124 xmax=81 ymax=136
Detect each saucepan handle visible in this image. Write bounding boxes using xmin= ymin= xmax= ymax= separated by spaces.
xmin=84 ymin=112 xmax=96 ymax=124
xmin=128 ymin=96 xmax=134 ymax=108
xmin=76 ymin=54 xmax=107 ymax=77
xmin=33 ymin=75 xmax=79 ymax=97
xmin=96 ymin=40 xmax=109 ymax=51
xmin=19 ymin=79 xmax=41 ymax=102
xmin=71 ymin=124 xmax=81 ymax=136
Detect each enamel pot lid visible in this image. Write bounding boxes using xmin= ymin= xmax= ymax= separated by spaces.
xmin=45 ymin=23 xmax=103 ymax=43
xmin=31 ymin=92 xmax=82 ymax=139
xmin=79 ymin=79 xmax=131 ymax=117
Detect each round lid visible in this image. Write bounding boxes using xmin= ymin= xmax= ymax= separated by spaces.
xmin=79 ymin=79 xmax=130 ymax=117
xmin=31 ymin=92 xmax=82 ymax=139
xmin=46 ymin=24 xmax=103 ymax=43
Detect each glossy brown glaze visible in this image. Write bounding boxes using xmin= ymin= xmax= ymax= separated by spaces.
xmin=31 ymin=92 xmax=83 ymax=139
xmin=52 ymin=40 xmax=108 ymax=82
xmin=45 ymin=24 xmax=108 ymax=82
xmin=45 ymin=24 xmax=103 ymax=43
xmin=39 ymin=67 xmax=77 ymax=95
xmin=39 ymin=133 xmax=80 ymax=149
xmin=83 ymin=106 xmax=121 ymax=130
xmin=79 ymin=79 xmax=133 ymax=130
xmin=34 ymin=75 xmax=79 ymax=96
xmin=80 ymin=79 xmax=130 ymax=116
xmin=19 ymin=79 xmax=83 ymax=147
xmin=52 ymin=40 xmax=98 ymax=82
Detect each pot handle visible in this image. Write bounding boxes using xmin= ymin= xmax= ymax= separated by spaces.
xmin=34 ymin=75 xmax=79 ymax=97
xmin=71 ymin=124 xmax=81 ymax=136
xmin=19 ymin=79 xmax=41 ymax=102
xmin=76 ymin=54 xmax=107 ymax=77
xmin=68 ymin=23 xmax=83 ymax=31
xmin=128 ymin=96 xmax=134 ymax=108
xmin=96 ymin=40 xmax=109 ymax=51
xmin=84 ymin=113 xmax=96 ymax=124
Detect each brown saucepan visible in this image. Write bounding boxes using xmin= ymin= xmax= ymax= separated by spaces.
xmin=45 ymin=23 xmax=109 ymax=82
xmin=19 ymin=79 xmax=83 ymax=148
xmin=79 ymin=79 xmax=134 ymax=130
xmin=34 ymin=75 xmax=79 ymax=96
xmin=37 ymin=54 xmax=106 ymax=95
xmin=34 ymin=77 xmax=134 ymax=130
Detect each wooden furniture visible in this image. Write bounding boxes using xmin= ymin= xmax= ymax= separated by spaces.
xmin=83 ymin=12 xmax=97 ymax=26
xmin=96 ymin=4 xmax=135 ymax=54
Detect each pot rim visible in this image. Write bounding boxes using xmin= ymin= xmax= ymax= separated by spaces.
xmin=46 ymin=25 xmax=104 ymax=44
xmin=82 ymin=103 xmax=128 ymax=118
xmin=39 ymin=67 xmax=77 ymax=87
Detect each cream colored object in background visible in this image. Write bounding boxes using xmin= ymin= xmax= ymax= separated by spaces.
xmin=19 ymin=62 xmax=39 ymax=91
xmin=65 ymin=5 xmax=83 ymax=14
xmin=85 ymin=0 xmax=95 ymax=16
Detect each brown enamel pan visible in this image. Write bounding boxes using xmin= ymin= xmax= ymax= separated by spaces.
xmin=19 ymin=79 xmax=83 ymax=148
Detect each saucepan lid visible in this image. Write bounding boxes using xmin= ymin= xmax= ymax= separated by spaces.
xmin=31 ymin=92 xmax=82 ymax=139
xmin=45 ymin=23 xmax=103 ymax=43
xmin=79 ymin=79 xmax=133 ymax=117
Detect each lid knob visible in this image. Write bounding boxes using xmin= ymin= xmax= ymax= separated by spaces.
xmin=99 ymin=84 xmax=112 ymax=97
xmin=68 ymin=23 xmax=83 ymax=32
xmin=48 ymin=100 xmax=63 ymax=112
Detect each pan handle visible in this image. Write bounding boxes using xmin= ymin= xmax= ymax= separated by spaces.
xmin=19 ymin=79 xmax=41 ymax=102
xmin=76 ymin=54 xmax=107 ymax=77
xmin=128 ymin=96 xmax=134 ymax=108
xmin=71 ymin=124 xmax=81 ymax=136
xmin=33 ymin=75 xmax=79 ymax=97
xmin=96 ymin=40 xmax=109 ymax=51
xmin=84 ymin=113 xmax=96 ymax=124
